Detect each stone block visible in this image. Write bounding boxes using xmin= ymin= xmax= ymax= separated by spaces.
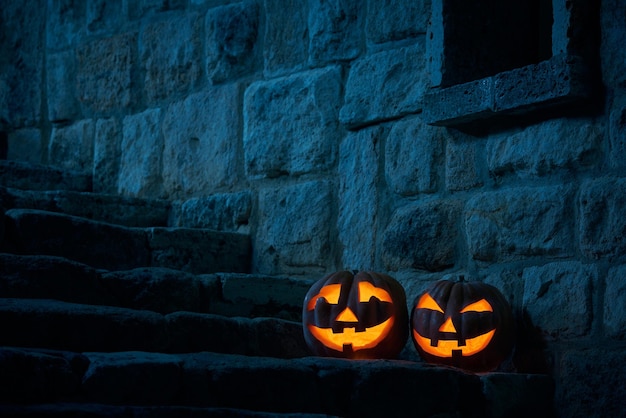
xmin=340 ymin=44 xmax=427 ymax=129
xmin=465 ymin=186 xmax=574 ymax=262
xmin=47 ymin=50 xmax=80 ymax=122
xmin=0 ymin=298 xmax=167 ymax=352
xmin=0 ymin=160 xmax=92 ymax=192
xmin=422 ymin=78 xmax=494 ymax=126
xmin=86 ymin=0 xmax=123 ymax=33
xmin=0 ymin=254 xmax=119 ymax=306
xmin=49 ymin=119 xmax=95 ymax=174
xmin=385 ymin=115 xmax=444 ymax=196
xmin=172 ymin=191 xmax=252 ymax=232
xmin=77 ymin=33 xmax=135 ymax=114
xmin=140 ymin=13 xmax=202 ymax=105
xmin=119 ymin=108 xmax=163 ymax=198
xmin=93 ymin=117 xmax=121 ymax=194
xmin=579 ymin=177 xmax=626 ymax=260
xmin=382 ymin=199 xmax=462 ymax=271
xmin=162 ymin=86 xmax=241 ymax=198
xmin=445 ymin=133 xmax=483 ymax=191
xmin=83 ymin=351 xmax=181 ymax=405
xmin=366 ymin=0 xmax=429 ymax=44
xmin=217 ymin=273 xmax=315 ymax=320
xmin=604 ymin=264 xmax=626 ymax=339
xmin=559 ymin=348 xmax=626 ymax=418
xmin=338 ymin=126 xmax=382 ymax=270
xmin=6 ymin=128 xmax=42 ymax=164
xmin=522 ymin=261 xmax=596 ymax=339
xmin=487 ymin=118 xmax=602 ymax=178
xmin=46 ymin=0 xmax=86 ymax=50
xmin=263 ymin=0 xmax=308 ymax=77
xmin=308 ymin=0 xmax=361 ymax=65
xmin=147 ymin=227 xmax=251 ymax=274
xmin=5 ymin=209 xmax=151 ymax=271
xmin=205 ymin=1 xmax=260 ymax=84
xmin=244 ymin=67 xmax=341 ymax=178
xmin=608 ymin=93 xmax=626 ymax=169
xmin=0 ymin=0 xmax=44 ymax=128
xmin=601 ymin=0 xmax=626 ymax=88
xmin=100 ymin=267 xmax=220 ymax=314
xmin=255 ymin=181 xmax=332 ymax=276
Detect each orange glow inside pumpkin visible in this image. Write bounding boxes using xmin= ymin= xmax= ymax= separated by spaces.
xmin=307 ymin=281 xmax=395 ymax=352
xmin=413 ymin=293 xmax=495 ymax=358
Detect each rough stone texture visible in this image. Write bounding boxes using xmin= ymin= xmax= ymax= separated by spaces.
xmin=340 ymin=44 xmax=427 ymax=129
xmin=4 ymin=209 xmax=151 ymax=271
xmin=172 ymin=191 xmax=252 ymax=232
xmin=382 ymin=199 xmax=462 ymax=271
xmin=119 ymin=108 xmax=163 ymax=198
xmin=604 ymin=264 xmax=626 ymax=339
xmin=385 ymin=115 xmax=444 ymax=196
xmin=465 ymin=186 xmax=574 ymax=262
xmin=338 ymin=126 xmax=382 ymax=270
xmin=559 ymin=349 xmax=626 ymax=418
xmin=255 ymin=181 xmax=332 ymax=276
xmin=217 ymin=273 xmax=314 ymax=321
xmin=0 ymin=160 xmax=92 ymax=192
xmin=93 ymin=117 xmax=121 ymax=194
xmin=263 ymin=0 xmax=308 ymax=77
xmin=147 ymin=227 xmax=251 ymax=274
xmin=600 ymin=0 xmax=626 ymax=88
xmin=0 ymin=254 xmax=119 ymax=306
xmin=6 ymin=128 xmax=42 ymax=164
xmin=86 ymin=0 xmax=123 ymax=34
xmin=76 ymin=33 xmax=135 ymax=114
xmin=46 ymin=0 xmax=86 ymax=51
xmin=0 ymin=188 xmax=170 ymax=227
xmin=48 ymin=119 xmax=95 ymax=173
xmin=162 ymin=86 xmax=241 ymax=198
xmin=608 ymin=93 xmax=626 ymax=169
xmin=487 ymin=118 xmax=602 ymax=178
xmin=0 ymin=0 xmax=44 ymax=128
xmin=205 ymin=1 xmax=260 ymax=84
xmin=366 ymin=0 xmax=429 ymax=44
xmin=128 ymin=0 xmax=185 ymax=19
xmin=308 ymin=0 xmax=361 ymax=66
xmin=140 ymin=13 xmax=202 ymax=104
xmin=522 ymin=261 xmax=596 ymax=339
xmin=244 ymin=67 xmax=342 ymax=178
xmin=47 ymin=50 xmax=80 ymax=122
xmin=579 ymin=177 xmax=626 ymax=261
xmin=445 ymin=133 xmax=483 ymax=191
xmin=99 ymin=267 xmax=219 ymax=314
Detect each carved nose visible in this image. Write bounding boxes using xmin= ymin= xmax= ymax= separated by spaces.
xmin=336 ymin=307 xmax=358 ymax=322
xmin=438 ymin=317 xmax=457 ymax=333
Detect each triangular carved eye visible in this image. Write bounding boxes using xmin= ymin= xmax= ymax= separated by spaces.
xmin=307 ymin=284 xmax=342 ymax=310
xmin=358 ymin=281 xmax=393 ymax=303
xmin=460 ymin=298 xmax=493 ymax=313
xmin=416 ymin=293 xmax=444 ymax=313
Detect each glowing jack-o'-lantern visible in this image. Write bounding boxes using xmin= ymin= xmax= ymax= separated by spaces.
xmin=411 ymin=277 xmax=514 ymax=372
xmin=302 ymin=270 xmax=408 ymax=359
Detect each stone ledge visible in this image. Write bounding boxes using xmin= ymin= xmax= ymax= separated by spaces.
xmin=0 ymin=160 xmax=92 ymax=192
xmin=422 ymin=54 xmax=594 ymax=129
xmin=0 ymin=347 xmax=555 ymax=418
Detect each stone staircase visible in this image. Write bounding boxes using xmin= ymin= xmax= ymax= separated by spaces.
xmin=0 ymin=160 xmax=555 ymax=417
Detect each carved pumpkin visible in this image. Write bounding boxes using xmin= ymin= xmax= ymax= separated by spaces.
xmin=410 ymin=277 xmax=514 ymax=372
xmin=302 ymin=270 xmax=408 ymax=359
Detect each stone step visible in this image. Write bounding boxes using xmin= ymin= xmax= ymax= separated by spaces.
xmin=0 ymin=346 xmax=555 ymax=418
xmin=0 ymin=403 xmax=330 ymax=418
xmin=0 ymin=298 xmax=308 ymax=358
xmin=2 ymin=209 xmax=251 ymax=274
xmin=0 ymin=253 xmax=312 ymax=321
xmin=0 ymin=185 xmax=171 ymax=227
xmin=0 ymin=160 xmax=92 ymax=192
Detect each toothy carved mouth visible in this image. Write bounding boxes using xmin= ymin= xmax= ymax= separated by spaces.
xmin=413 ymin=329 xmax=496 ymax=358
xmin=309 ymin=317 xmax=394 ymax=352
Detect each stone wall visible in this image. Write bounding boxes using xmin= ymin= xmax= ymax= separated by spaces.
xmin=2 ymin=0 xmax=626 ymax=416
